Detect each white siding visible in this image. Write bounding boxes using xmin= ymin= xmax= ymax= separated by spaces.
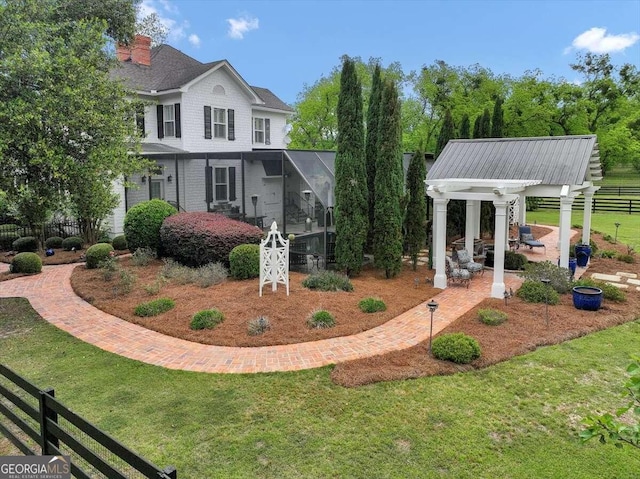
xmin=250 ymin=110 xmax=290 ymax=149
xmin=106 ymin=179 xmax=127 ymax=237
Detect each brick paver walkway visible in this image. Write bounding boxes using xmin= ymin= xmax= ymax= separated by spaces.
xmin=0 ymin=227 xmax=567 ymax=374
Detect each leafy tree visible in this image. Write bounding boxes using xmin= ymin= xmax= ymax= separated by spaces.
xmin=0 ymin=0 xmax=149 ymax=241
xmin=581 ymin=356 xmax=640 ymax=449
xmin=373 ymin=80 xmax=404 ymax=278
xmin=480 ymin=108 xmax=492 ymax=138
xmin=435 ymin=109 xmax=455 ymax=158
xmin=365 ymin=64 xmax=383 ymax=252
xmin=135 ymin=11 xmax=168 ymax=46
xmin=472 ymin=115 xmax=483 ymax=138
xmin=459 ymin=113 xmax=471 ymax=139
xmin=491 ymin=97 xmax=504 ymax=137
xmin=334 ymin=57 xmax=368 ymax=276
xmin=404 ymin=149 xmax=427 ymax=270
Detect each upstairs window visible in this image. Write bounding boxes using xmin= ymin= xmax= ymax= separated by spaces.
xmin=253 ymin=117 xmax=271 ymax=145
xmin=163 ymin=105 xmax=175 ymax=137
xmin=214 ymin=108 xmax=226 ymax=138
xmin=156 ymin=103 xmax=181 ymax=139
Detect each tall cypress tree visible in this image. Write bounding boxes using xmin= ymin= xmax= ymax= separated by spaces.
xmin=334 ymin=57 xmax=367 ymax=276
xmin=365 ymin=64 xmax=382 ymax=253
xmin=472 ymin=115 xmax=482 ymax=138
xmin=459 ymin=113 xmax=471 ymax=139
xmin=435 ymin=109 xmax=455 ymax=158
xmin=404 ymin=148 xmax=427 ymax=271
xmin=491 ymin=97 xmax=504 ymax=138
xmin=373 ymin=79 xmax=404 ymax=278
xmin=480 ymin=108 xmax=492 ymax=138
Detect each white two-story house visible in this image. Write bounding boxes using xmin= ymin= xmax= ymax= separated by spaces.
xmin=108 ymin=35 xmax=296 ymax=234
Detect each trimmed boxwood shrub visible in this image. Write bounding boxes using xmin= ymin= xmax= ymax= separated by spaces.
xmin=134 ymin=297 xmax=175 ymax=317
xmin=124 ymin=199 xmax=177 ymax=255
xmin=307 ymin=309 xmax=336 ymax=329
xmin=10 ymin=252 xmax=42 ymax=274
xmin=358 ymin=297 xmax=386 ymax=313
xmin=229 ymin=244 xmax=260 ymax=279
xmin=12 ymin=236 xmax=38 ymax=253
xmin=62 ymin=236 xmax=84 ymax=251
xmin=516 ymin=280 xmax=560 ymax=304
xmin=85 ymin=243 xmax=115 ymax=269
xmin=431 ymin=333 xmax=481 ymax=364
xmin=0 ymin=232 xmax=20 ymax=251
xmin=478 ymin=308 xmax=507 ymax=325
xmin=505 ymin=251 xmax=528 ymax=270
xmin=160 ymin=212 xmax=262 ymax=267
xmin=44 ymin=236 xmax=64 ymax=249
xmin=190 ymin=309 xmax=224 ymax=330
xmin=112 ymin=235 xmax=128 ymax=251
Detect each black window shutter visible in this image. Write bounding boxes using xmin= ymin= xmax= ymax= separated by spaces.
xmin=265 ymin=118 xmax=271 ymax=145
xmin=228 ymin=109 xmax=235 ymax=141
xmin=229 ymin=167 xmax=236 ymax=201
xmin=204 ymin=106 xmax=212 ymax=139
xmin=174 ymin=103 xmax=181 ymax=138
xmin=136 ymin=104 xmax=145 ymax=137
xmin=156 ymin=105 xmax=164 ymax=139
xmin=205 ymin=166 xmax=213 ymax=203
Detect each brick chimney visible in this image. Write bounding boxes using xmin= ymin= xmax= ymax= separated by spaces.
xmin=116 ymin=34 xmax=152 ymax=66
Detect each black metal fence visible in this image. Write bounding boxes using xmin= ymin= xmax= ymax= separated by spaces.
xmin=0 ymin=220 xmax=83 ymax=249
xmin=596 ymin=186 xmax=640 ymax=196
xmin=0 ymin=364 xmax=177 ymax=478
xmin=535 ymin=197 xmax=639 ymax=214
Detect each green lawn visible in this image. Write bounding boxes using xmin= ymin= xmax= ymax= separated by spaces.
xmin=526 ymin=210 xmax=640 ymax=248
xmin=600 ymin=165 xmax=640 ymax=187
xmin=1 ymin=298 xmax=639 ymax=478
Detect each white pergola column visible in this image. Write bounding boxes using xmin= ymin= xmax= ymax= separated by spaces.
xmin=518 ymin=194 xmax=527 ymax=225
xmin=491 ymin=199 xmax=509 ymax=298
xmin=581 ymin=188 xmax=597 ymax=245
xmin=473 ymin=201 xmax=481 ymax=239
xmin=433 ymin=198 xmax=449 ymax=289
xmin=558 ymin=196 xmax=574 ymax=268
xmin=465 ymin=200 xmax=478 ymax=254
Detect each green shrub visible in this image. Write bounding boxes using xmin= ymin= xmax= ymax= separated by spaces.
xmin=99 ymin=256 xmax=119 ymax=281
xmin=478 ymin=308 xmax=507 ymax=326
xmin=195 ymin=263 xmax=228 ymax=288
xmin=358 ymin=297 xmax=386 ymax=313
xmin=229 ymin=244 xmax=260 ymax=279
xmin=132 ymin=247 xmax=156 ymax=266
xmin=111 ymin=235 xmax=128 ymax=251
xmin=616 ymin=254 xmax=635 ymax=264
xmin=190 ymin=309 xmax=225 ymax=330
xmin=117 ymin=269 xmax=136 ymax=294
xmin=62 ymin=236 xmax=84 ymax=251
xmin=44 ymin=236 xmax=64 ymax=249
xmin=12 ymin=236 xmax=38 ymax=253
xmin=519 ymin=260 xmax=572 ymax=294
xmin=504 ymin=251 xmax=528 ymax=270
xmin=85 ymin=243 xmax=115 ymax=269
xmin=134 ymin=297 xmax=175 ymax=317
xmin=573 ymin=278 xmax=626 ymax=302
xmin=10 ymin=252 xmax=42 ymax=274
xmin=143 ymin=275 xmax=168 ymax=295
xmin=598 ymin=249 xmax=617 ymax=259
xmin=307 ymin=309 xmax=336 ymax=329
xmin=302 ymin=271 xmax=353 ymax=292
xmin=0 ymin=232 xmax=20 ymax=251
xmin=248 ymin=316 xmax=270 ymax=336
xmin=160 ymin=212 xmax=262 ymax=267
xmin=602 ymin=234 xmax=614 ymax=243
xmin=431 ymin=333 xmax=481 ymax=364
xmin=124 ymin=199 xmax=177 ymax=255
xmin=517 ymin=280 xmax=560 ymax=304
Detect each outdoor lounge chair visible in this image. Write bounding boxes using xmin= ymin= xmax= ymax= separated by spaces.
xmin=445 ymin=256 xmax=470 ymax=288
xmin=455 ymin=248 xmax=484 ymax=276
xmin=518 ymin=225 xmax=546 ymax=253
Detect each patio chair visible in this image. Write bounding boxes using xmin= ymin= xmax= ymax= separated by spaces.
xmin=518 ymin=225 xmax=546 ymax=253
xmin=445 ymin=256 xmax=470 ymax=288
xmin=455 ymin=248 xmax=484 ymax=276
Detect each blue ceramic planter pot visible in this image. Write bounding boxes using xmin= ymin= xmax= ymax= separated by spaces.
xmin=575 ymin=244 xmax=592 ymax=267
xmin=572 ymin=286 xmax=603 ymax=311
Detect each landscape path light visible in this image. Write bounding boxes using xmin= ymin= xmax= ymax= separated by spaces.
xmin=541 ymin=278 xmax=551 ymax=327
xmin=427 ymin=299 xmax=439 ymax=354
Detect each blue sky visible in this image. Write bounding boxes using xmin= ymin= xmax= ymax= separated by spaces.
xmin=139 ymin=0 xmax=640 ymax=105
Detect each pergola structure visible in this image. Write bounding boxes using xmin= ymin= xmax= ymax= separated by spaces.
xmin=425 ymin=135 xmax=602 ymax=298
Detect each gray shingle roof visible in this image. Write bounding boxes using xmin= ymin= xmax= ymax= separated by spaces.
xmin=427 ymin=135 xmax=601 ymax=186
xmin=110 ymin=44 xmax=292 ymax=112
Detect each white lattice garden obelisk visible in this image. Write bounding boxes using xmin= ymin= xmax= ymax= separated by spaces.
xmin=259 ymin=221 xmax=290 ymax=296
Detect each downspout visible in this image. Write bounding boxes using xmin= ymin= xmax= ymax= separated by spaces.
xmin=174 ymin=154 xmax=180 ymax=211
xmin=123 ymin=176 xmax=129 ymax=212
xmin=241 ymin=153 xmax=246 ymax=218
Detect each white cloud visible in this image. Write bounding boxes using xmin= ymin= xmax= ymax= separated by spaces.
xmin=565 ymin=27 xmax=640 ymax=54
xmin=227 ymin=16 xmax=259 ymax=40
xmin=137 ymin=0 xmax=190 ymax=43
xmin=189 ymin=34 xmax=201 ymax=47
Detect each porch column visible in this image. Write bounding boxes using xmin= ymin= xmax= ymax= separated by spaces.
xmin=558 ymin=196 xmax=574 ymax=268
xmin=581 ymin=187 xmax=597 ymax=245
xmin=433 ymin=198 xmax=449 ymax=290
xmin=473 ymin=201 xmax=481 ymax=239
xmin=491 ymin=199 xmax=509 ymax=298
xmin=465 ymin=200 xmax=478 ymax=254
xmin=518 ymin=194 xmax=527 ymax=225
